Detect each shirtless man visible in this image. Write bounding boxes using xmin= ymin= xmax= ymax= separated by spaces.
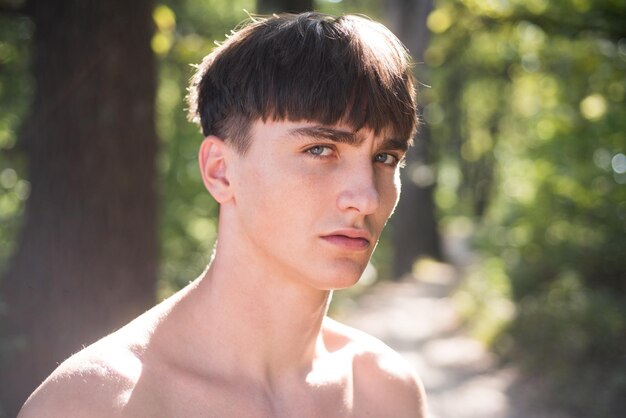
xmin=19 ymin=12 xmax=427 ymax=417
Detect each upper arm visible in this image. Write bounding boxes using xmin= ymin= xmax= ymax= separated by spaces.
xmin=18 ymin=377 xmax=80 ymax=418
xmin=353 ymin=347 xmax=428 ymax=418
xmin=18 ymin=357 xmax=131 ymax=418
xmin=19 ymin=378 xmax=101 ymax=418
xmin=322 ymin=317 xmax=428 ymax=417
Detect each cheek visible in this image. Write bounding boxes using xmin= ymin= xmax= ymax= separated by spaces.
xmin=234 ymin=161 xmax=279 ymax=216
xmin=380 ymin=171 xmax=402 ymax=218
xmin=238 ymin=159 xmax=316 ymax=215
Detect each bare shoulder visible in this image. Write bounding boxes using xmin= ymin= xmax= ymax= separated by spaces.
xmin=323 ymin=317 xmax=428 ymax=418
xmin=18 ymin=338 xmax=143 ymax=418
xmin=19 ymin=284 xmax=192 ymax=417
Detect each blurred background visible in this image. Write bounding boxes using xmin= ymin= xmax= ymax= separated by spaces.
xmin=0 ymin=0 xmax=624 ymax=417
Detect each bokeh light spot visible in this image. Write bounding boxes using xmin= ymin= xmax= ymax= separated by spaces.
xmin=152 ymin=32 xmax=173 ymax=55
xmin=0 ymin=168 xmax=18 ymax=189
xmin=153 ymin=5 xmax=176 ymax=32
xmin=427 ymin=8 xmax=453 ymax=34
xmin=593 ymin=148 xmax=612 ymax=171
xmin=580 ymin=94 xmax=607 ymax=121
xmin=611 ymin=153 xmax=626 ymax=174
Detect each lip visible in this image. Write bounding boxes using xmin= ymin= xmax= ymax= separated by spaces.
xmin=321 ymin=229 xmax=372 ymax=251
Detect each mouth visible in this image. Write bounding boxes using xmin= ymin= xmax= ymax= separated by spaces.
xmin=321 ymin=229 xmax=372 ymax=251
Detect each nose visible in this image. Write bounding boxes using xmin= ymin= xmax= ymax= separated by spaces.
xmin=336 ymin=162 xmax=380 ymax=215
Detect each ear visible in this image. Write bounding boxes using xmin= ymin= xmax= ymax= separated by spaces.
xmin=198 ymin=136 xmax=233 ymax=203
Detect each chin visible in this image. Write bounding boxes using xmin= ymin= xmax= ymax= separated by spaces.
xmin=312 ymin=260 xmax=367 ymax=291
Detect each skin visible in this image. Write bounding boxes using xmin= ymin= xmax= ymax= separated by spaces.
xmin=19 ymin=119 xmax=428 ymax=418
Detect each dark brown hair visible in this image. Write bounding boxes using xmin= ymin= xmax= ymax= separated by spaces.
xmin=187 ymin=12 xmax=418 ymax=153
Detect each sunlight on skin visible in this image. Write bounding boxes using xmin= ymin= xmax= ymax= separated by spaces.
xmin=105 ymin=347 xmax=144 ymax=406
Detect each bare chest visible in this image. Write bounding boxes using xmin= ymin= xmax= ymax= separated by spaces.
xmin=116 ymin=364 xmax=356 ymax=418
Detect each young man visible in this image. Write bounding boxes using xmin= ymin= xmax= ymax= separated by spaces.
xmin=19 ymin=12 xmax=427 ymax=417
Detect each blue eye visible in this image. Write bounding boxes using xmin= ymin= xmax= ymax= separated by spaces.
xmin=307 ymin=145 xmax=333 ymax=157
xmin=375 ymin=153 xmax=398 ymax=166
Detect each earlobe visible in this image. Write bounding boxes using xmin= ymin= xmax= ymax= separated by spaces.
xmin=199 ymin=136 xmax=232 ymax=203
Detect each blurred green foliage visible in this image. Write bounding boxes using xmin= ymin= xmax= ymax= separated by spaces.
xmin=0 ymin=10 xmax=32 ymax=388
xmin=428 ymin=0 xmax=626 ymax=415
xmin=0 ymin=13 xmax=32 ymax=278
xmin=150 ymin=0 xmax=256 ymax=298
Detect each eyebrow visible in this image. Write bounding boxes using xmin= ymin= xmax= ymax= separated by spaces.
xmin=379 ymin=138 xmax=409 ymax=153
xmin=288 ymin=125 xmax=362 ymax=146
xmin=287 ymin=125 xmax=409 ymax=152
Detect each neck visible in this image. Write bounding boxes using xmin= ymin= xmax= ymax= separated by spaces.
xmin=158 ymin=233 xmax=333 ymax=386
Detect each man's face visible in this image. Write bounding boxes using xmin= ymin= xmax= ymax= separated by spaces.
xmin=226 ymin=119 xmax=407 ymax=290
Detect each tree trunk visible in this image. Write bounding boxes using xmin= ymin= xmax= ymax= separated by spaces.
xmin=0 ymin=0 xmax=158 ymax=415
xmin=387 ymin=0 xmax=442 ymax=278
xmin=256 ymin=0 xmax=313 ymax=14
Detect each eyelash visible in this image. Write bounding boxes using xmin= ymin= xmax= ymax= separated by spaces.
xmin=304 ymin=145 xmax=403 ymax=167
xmin=374 ymin=153 xmax=401 ymax=167
xmin=306 ymin=145 xmax=334 ymax=158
